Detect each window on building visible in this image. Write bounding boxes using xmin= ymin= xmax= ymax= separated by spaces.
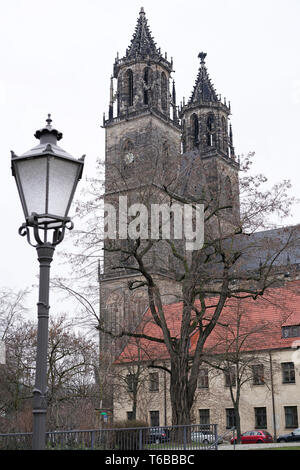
xmin=282 ymin=325 xmax=300 ymax=338
xmin=206 ymin=114 xmax=215 ymax=147
xmin=199 ymin=409 xmax=210 ymax=425
xmin=126 ymin=373 xmax=137 ymax=393
xmin=252 ymin=364 xmax=265 ymax=385
xmin=254 ymin=407 xmax=267 ymax=428
xmin=149 ymin=372 xmax=159 ymax=392
xmin=191 ymin=113 xmax=199 ymax=149
xmin=198 ymin=368 xmax=209 ymax=388
xmin=221 ymin=116 xmax=227 ymax=152
xmin=125 ymin=69 xmax=134 ymax=107
xmin=284 ymin=406 xmax=298 ymax=428
xmin=127 ymin=411 xmax=134 ymax=421
xmin=161 ymin=72 xmax=168 ymax=111
xmin=282 ymin=362 xmax=295 ymax=384
xmin=226 ymin=408 xmax=236 ymax=429
xmin=224 ymin=366 xmax=236 ymax=387
xmin=150 ymin=410 xmax=160 ymax=427
xmin=143 ymin=67 xmax=152 ymax=105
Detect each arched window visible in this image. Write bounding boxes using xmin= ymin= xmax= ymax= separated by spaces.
xmin=221 ymin=116 xmax=227 ymax=153
xmin=206 ymin=114 xmax=215 ymax=147
xmin=191 ymin=114 xmax=199 ymax=148
xmin=143 ymin=67 xmax=152 ymax=105
xmin=125 ymin=69 xmax=134 ymax=107
xmin=161 ymin=72 xmax=168 ymax=111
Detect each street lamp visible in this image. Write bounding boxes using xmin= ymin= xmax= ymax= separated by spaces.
xmin=11 ymin=115 xmax=85 ymax=450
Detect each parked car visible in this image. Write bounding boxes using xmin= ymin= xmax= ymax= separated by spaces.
xmin=231 ymin=430 xmax=273 ymax=444
xmin=147 ymin=427 xmax=170 ymax=444
xmin=277 ymin=427 xmax=300 ymax=443
xmin=191 ymin=431 xmax=223 ymax=444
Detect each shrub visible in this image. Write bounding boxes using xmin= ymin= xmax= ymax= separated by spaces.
xmin=112 ymin=420 xmax=148 ymax=450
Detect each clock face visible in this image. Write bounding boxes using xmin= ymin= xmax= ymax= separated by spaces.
xmin=125 ymin=152 xmax=135 ymax=164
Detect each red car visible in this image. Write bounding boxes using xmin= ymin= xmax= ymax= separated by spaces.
xmin=231 ymin=430 xmax=273 ymax=444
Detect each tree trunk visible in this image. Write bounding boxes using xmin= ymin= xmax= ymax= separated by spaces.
xmin=169 ymin=357 xmax=193 ymax=426
xmin=234 ymin=401 xmax=241 ymax=444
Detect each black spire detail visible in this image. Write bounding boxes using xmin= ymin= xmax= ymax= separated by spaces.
xmin=188 ymin=52 xmax=219 ymax=105
xmin=125 ymin=7 xmax=163 ymax=60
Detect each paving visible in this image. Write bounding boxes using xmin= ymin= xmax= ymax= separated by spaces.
xmin=218 ymin=441 xmax=300 ymax=450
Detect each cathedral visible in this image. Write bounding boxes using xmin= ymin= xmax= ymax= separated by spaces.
xmin=99 ymin=8 xmax=300 ymax=432
xmin=100 ymin=7 xmax=242 ymax=352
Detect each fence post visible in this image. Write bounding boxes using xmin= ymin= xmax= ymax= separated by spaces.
xmin=183 ymin=426 xmax=187 ymax=450
xmin=139 ymin=429 xmax=143 ymax=450
xmin=91 ymin=430 xmax=94 ymax=450
xmin=214 ymin=424 xmax=218 ymax=450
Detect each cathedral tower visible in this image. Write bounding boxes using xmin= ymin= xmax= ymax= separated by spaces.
xmin=180 ymin=52 xmax=240 ymax=223
xmin=100 ymin=8 xmax=181 ymax=354
xmin=99 ymin=11 xmax=241 ymax=362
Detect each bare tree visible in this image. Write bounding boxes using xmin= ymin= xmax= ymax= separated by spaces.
xmin=202 ymin=295 xmax=288 ymax=442
xmin=0 ymin=313 xmax=99 ymax=432
xmin=57 ymin=149 xmax=299 ymax=426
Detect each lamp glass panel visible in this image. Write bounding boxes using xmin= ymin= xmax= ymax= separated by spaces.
xmin=47 ymin=157 xmax=79 ymax=217
xmin=16 ymin=157 xmax=47 ymax=217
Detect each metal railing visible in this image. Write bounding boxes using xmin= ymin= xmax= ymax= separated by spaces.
xmin=0 ymin=424 xmax=221 ymax=450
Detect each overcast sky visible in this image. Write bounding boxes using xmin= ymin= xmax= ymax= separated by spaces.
xmin=0 ymin=0 xmax=300 ymax=316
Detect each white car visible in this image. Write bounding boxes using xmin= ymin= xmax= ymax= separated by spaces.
xmin=191 ymin=431 xmax=223 ymax=444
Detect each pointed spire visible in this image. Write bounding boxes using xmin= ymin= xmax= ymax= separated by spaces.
xmin=229 ymin=123 xmax=235 ymax=159
xmin=188 ymin=52 xmax=219 ymax=105
xmin=125 ymin=7 xmax=163 ymax=60
xmin=172 ymin=80 xmax=178 ymax=123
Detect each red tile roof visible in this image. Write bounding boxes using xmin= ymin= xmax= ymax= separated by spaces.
xmin=116 ymin=280 xmax=300 ymax=364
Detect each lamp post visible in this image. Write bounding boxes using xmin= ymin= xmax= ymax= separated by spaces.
xmin=11 ymin=115 xmax=85 ymax=450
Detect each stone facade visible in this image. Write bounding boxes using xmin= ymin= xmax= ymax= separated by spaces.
xmin=113 ymin=346 xmax=300 ymax=438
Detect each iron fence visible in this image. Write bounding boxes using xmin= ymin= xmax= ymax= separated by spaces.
xmin=0 ymin=423 xmax=222 ymax=450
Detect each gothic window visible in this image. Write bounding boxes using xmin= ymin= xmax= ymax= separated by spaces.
xmin=206 ymin=114 xmax=215 ymax=147
xmin=191 ymin=113 xmax=199 ymax=149
xmin=125 ymin=69 xmax=134 ymax=107
xmin=221 ymin=116 xmax=227 ymax=153
xmin=143 ymin=67 xmax=152 ymax=105
xmin=161 ymin=72 xmax=168 ymax=111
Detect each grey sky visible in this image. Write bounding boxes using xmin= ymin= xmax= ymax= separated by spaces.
xmin=0 ymin=0 xmax=299 ymax=314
